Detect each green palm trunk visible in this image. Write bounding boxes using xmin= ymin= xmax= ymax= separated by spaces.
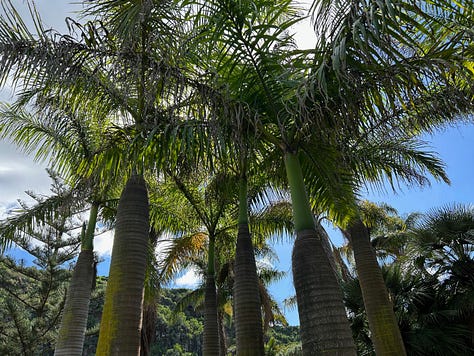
xmin=55 ymin=202 xmax=98 ymax=356
xmin=348 ymin=218 xmax=406 ymax=356
xmin=96 ymin=175 xmax=150 ymax=355
xmin=284 ymin=151 xmax=355 ymax=355
xmin=203 ymin=235 xmax=220 ymax=356
xmin=233 ymin=176 xmax=264 ymax=355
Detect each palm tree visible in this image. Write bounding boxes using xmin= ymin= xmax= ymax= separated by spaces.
xmin=305 ymin=1 xmax=473 ymax=353
xmin=0 ymin=101 xmax=112 ymax=355
xmin=344 ymin=263 xmax=474 ymax=355
xmin=1 ymin=1 xmax=472 ymax=354
xmin=54 ymin=202 xmax=98 ymax=356
xmin=333 ymin=133 xmax=458 ymax=356
xmin=151 ymin=164 xmax=293 ymax=355
xmin=407 ymin=204 xmax=474 ymax=347
xmin=0 ymin=1 xmax=197 ymax=352
xmin=150 ymin=168 xmax=233 ymax=355
xmin=186 ymin=1 xmax=356 ymax=352
xmin=97 ymin=174 xmax=150 ymax=354
xmin=233 ymin=166 xmax=265 ymax=355
xmin=188 ymin=0 xmax=474 ymax=352
xmin=343 ymin=212 xmax=474 ymax=356
xmin=338 ymin=132 xmax=469 ymax=356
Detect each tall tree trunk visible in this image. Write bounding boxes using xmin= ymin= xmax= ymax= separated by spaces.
xmin=141 ymin=229 xmax=159 ymax=356
xmin=348 ymin=218 xmax=406 ymax=356
xmin=203 ymin=235 xmax=219 ymax=356
xmin=96 ymin=175 xmax=150 ymax=355
xmin=218 ymin=309 xmax=227 ymax=356
xmin=55 ymin=202 xmax=98 ymax=356
xmin=284 ymin=151 xmax=355 ymax=355
xmin=140 ymin=302 xmax=157 ymax=356
xmin=319 ymin=222 xmax=340 ymax=278
xmin=469 ymin=313 xmax=474 ymax=348
xmin=233 ymin=176 xmax=265 ymax=355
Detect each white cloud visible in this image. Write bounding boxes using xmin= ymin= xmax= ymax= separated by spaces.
xmin=94 ymin=229 xmax=115 ymax=257
xmin=0 ymin=1 xmax=83 ymax=205
xmin=0 ymin=142 xmax=51 ymax=205
xmin=7 ymin=1 xmax=84 ymax=34
xmin=174 ymin=268 xmax=201 ymax=289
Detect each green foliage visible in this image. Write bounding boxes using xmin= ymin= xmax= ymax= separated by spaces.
xmin=0 ymin=209 xmax=78 ymax=356
xmin=343 ymin=204 xmax=474 ymax=355
xmin=82 ymin=276 xmax=107 ymax=355
xmin=152 ymin=289 xmax=204 ymax=355
xmin=0 ymin=257 xmax=66 ymax=356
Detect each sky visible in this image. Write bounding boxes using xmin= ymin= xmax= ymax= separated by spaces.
xmin=0 ymin=0 xmax=473 ymax=327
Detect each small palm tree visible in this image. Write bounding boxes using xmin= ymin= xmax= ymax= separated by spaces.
xmin=0 ymin=100 xmax=111 ymax=356
xmin=407 ymin=204 xmax=474 ymax=347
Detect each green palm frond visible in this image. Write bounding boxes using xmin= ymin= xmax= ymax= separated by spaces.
xmin=406 ymin=204 xmax=474 ymax=275
xmin=0 ymin=103 xmax=113 ymax=179
xmin=352 ymin=136 xmax=450 ymax=195
xmin=250 ymin=200 xmax=293 ymax=244
xmin=84 ymin=0 xmax=182 ymax=44
xmin=257 ymin=265 xmax=286 ymax=286
xmin=148 ymin=177 xmax=203 ymax=235
xmin=302 ymin=0 xmax=474 ymax=148
xmin=299 ymin=145 xmax=359 ymax=225
xmin=173 ymin=286 xmax=205 ymax=316
xmin=258 ymin=278 xmax=287 ymax=332
xmin=158 ymin=232 xmax=207 ymax=284
xmin=282 ymin=295 xmax=297 ymax=311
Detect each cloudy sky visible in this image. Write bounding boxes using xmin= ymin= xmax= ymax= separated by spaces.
xmin=1 ymin=0 xmax=473 ymax=326
xmin=0 ymin=1 xmax=86 ymax=203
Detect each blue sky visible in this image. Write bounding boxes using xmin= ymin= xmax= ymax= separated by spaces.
xmin=1 ymin=1 xmax=473 ymax=327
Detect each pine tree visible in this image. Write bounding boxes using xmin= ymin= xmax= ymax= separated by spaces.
xmin=0 ymin=176 xmax=87 ymax=355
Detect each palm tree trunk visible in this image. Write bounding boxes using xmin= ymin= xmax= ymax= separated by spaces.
xmin=469 ymin=313 xmax=474 ymax=348
xmin=218 ymin=309 xmax=227 ymax=356
xmin=319 ymin=221 xmax=341 ymax=278
xmin=141 ymin=229 xmax=159 ymax=356
xmin=284 ymin=151 xmax=355 ymax=355
xmin=54 ymin=202 xmax=98 ymax=356
xmin=233 ymin=176 xmax=265 ymax=355
xmin=348 ymin=218 xmax=406 ymax=356
xmin=140 ymin=302 xmax=157 ymax=356
xmin=96 ymin=175 xmax=150 ymax=355
xmin=203 ymin=235 xmax=220 ymax=356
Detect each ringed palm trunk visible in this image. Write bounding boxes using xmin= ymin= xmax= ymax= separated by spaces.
xmin=203 ymin=235 xmax=220 ymax=356
xmin=233 ymin=175 xmax=264 ymax=355
xmin=284 ymin=151 xmax=355 ymax=355
xmin=348 ymin=218 xmax=406 ymax=356
xmin=96 ymin=175 xmax=150 ymax=355
xmin=218 ymin=308 xmax=227 ymax=356
xmin=55 ymin=203 xmax=99 ymax=356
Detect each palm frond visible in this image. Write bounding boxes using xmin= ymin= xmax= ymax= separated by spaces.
xmin=157 ymin=232 xmax=207 ymax=284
